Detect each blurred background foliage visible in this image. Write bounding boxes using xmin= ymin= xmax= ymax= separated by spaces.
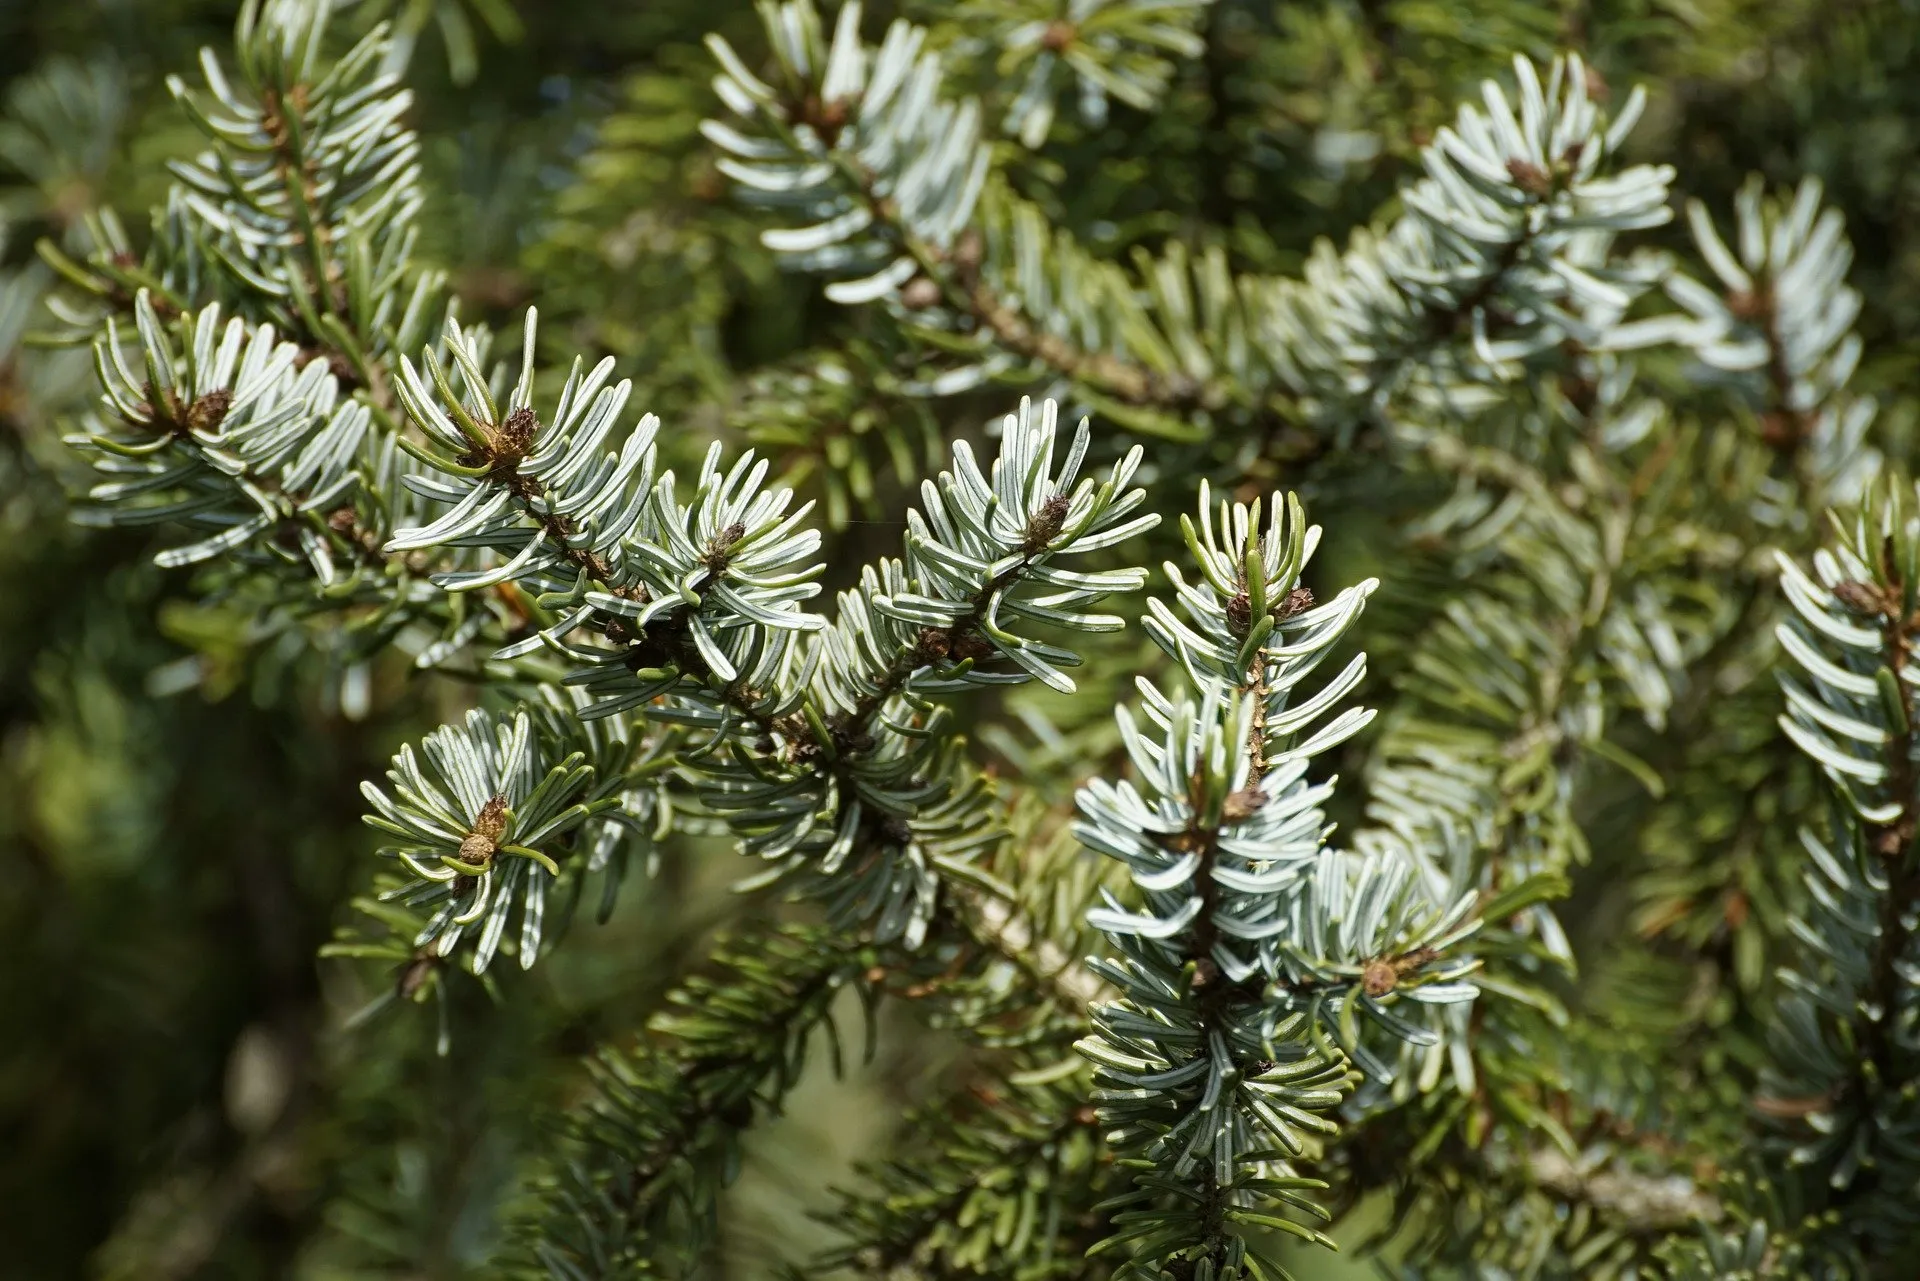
xmin=5 ymin=0 xmax=1920 ymax=1276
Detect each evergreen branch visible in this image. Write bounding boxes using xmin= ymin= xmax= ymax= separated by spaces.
xmin=513 ymin=858 xmax=1109 ymax=1281
xmin=925 ymin=196 xmax=1221 ymax=416
xmin=1627 ymin=177 xmax=1876 ymax=1022
xmin=161 ymin=0 xmax=442 ymax=376
xmin=689 ymin=395 xmax=1153 ymax=947
xmin=1313 ymin=174 xmax=1885 ymax=1270
xmin=1756 ymin=485 xmax=1920 ymax=1259
xmin=32 ymin=3 xmax=1920 ymax=1277
xmin=40 ymin=3 xmax=514 ymax=688
xmin=927 ymin=0 xmax=1214 ymax=150
xmin=510 ymin=923 xmax=876 ymax=1279
xmin=70 ymin=291 xmax=377 ymax=579
xmin=331 ymin=696 xmax=664 ymax=983
xmin=1073 ymin=486 xmax=1482 ymax=1277
xmin=703 ymin=1 xmax=1285 ymax=438
xmin=33 ymin=0 xmax=438 ymax=407
xmin=1325 ymin=1016 xmax=1734 ymax=1275
xmin=809 ymin=1069 xmax=1113 ymax=1280
xmin=1328 ymin=352 xmax=1756 ymax=1258
xmin=1670 ymin=176 xmax=1878 ymax=495
xmin=824 ymin=400 xmax=1148 ymax=733
xmin=1261 ymin=54 xmax=1672 ymax=430
xmin=708 ymin=6 xmax=1676 ymax=448
xmin=389 ymin=307 xmax=825 ymax=729
xmin=55 ymin=0 xmax=1157 ymax=1007
xmin=64 ymin=286 xmax=511 ymax=679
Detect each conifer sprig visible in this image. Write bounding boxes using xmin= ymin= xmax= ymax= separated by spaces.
xmin=696 ymin=395 xmax=1156 ymax=946
xmin=163 ymin=0 xmax=437 ymax=377
xmin=962 ymin=0 xmax=1212 ymax=148
xmin=1756 ymin=484 xmax=1920 ymax=1263
xmin=1670 ymin=176 xmax=1880 ymax=504
xmin=704 ymin=0 xmax=1277 ymax=437
xmin=510 ymin=924 xmax=878 ymax=1279
xmin=354 ymin=707 xmax=617 ymax=974
xmin=74 ymin=293 xmax=368 ymax=577
xmin=1073 ymin=488 xmax=1477 ymax=1278
xmin=808 ymin=1068 xmax=1114 ymax=1279
xmin=707 ymin=5 xmax=1676 ymax=445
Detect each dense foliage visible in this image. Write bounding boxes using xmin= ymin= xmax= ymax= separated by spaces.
xmin=6 ymin=1 xmax=1920 ymax=1278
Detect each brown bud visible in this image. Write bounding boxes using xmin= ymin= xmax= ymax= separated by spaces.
xmin=1024 ymin=494 xmax=1071 ymax=550
xmin=1278 ymin=586 xmax=1316 ymax=619
xmin=397 ymin=953 xmax=439 ymax=1000
xmin=951 ymin=630 xmax=995 ymax=662
xmin=1558 ymin=370 xmax=1598 ymax=416
xmin=1726 ymin=288 xmax=1770 ymax=322
xmin=1758 ymin=409 xmax=1798 ymax=450
xmin=185 ymin=388 xmax=233 ymax=433
xmin=1723 ymin=890 xmax=1749 ymax=929
xmin=703 ymin=521 xmax=748 ymax=572
xmin=952 ymin=227 xmax=984 ymax=275
xmin=1225 ymin=591 xmax=1252 ymax=638
xmin=497 ymin=406 xmax=539 ymax=457
xmin=1191 ymin=957 xmax=1221 ymax=990
xmin=1222 ymin=787 xmax=1268 ymax=822
xmin=1832 ymin=581 xmax=1888 ymax=616
xmin=900 ymin=275 xmax=943 ymax=310
xmin=1583 ymin=64 xmax=1610 ymax=103
xmin=327 ymin=506 xmax=358 ymax=533
xmin=1362 ymin=959 xmax=1398 ymax=997
xmin=1041 ymin=20 xmax=1077 ymax=52
xmin=689 ymin=164 xmax=725 ymax=203
xmin=472 ymin=794 xmax=509 ymax=842
xmin=1506 ymin=158 xmax=1552 ymax=197
xmin=802 ymin=94 xmax=851 ymax=145
xmin=457 ymin=833 xmax=496 ymax=867
xmin=916 ymin=627 xmax=952 ymax=660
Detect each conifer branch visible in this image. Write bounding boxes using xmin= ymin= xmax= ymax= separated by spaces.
xmin=1756 ymin=488 xmax=1920 ymax=1260
xmin=809 ymin=1071 xmax=1112 ymax=1279
xmin=1670 ymin=176 xmax=1880 ymax=501
xmin=28 ymin=2 xmax=1920 ymax=1276
xmin=511 ymin=924 xmax=874 ymax=1279
xmin=1073 ymin=486 xmax=1482 ymax=1277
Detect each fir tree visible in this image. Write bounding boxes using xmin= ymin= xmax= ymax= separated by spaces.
xmin=6 ymin=1 xmax=1920 ymax=1278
